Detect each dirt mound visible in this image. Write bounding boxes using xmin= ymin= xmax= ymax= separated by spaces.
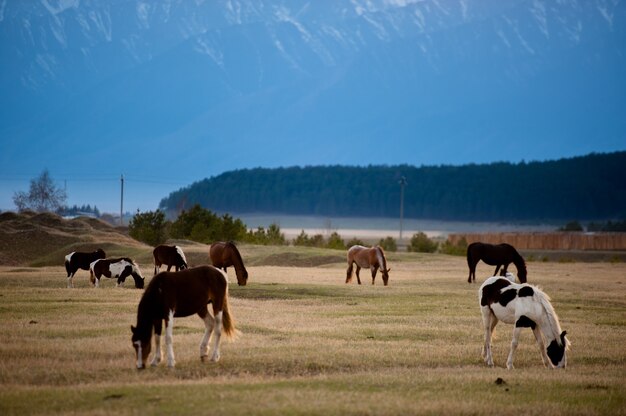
xmin=0 ymin=211 xmax=146 ymax=266
xmin=253 ymin=252 xmax=344 ymax=267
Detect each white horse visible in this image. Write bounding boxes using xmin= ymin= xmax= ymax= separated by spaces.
xmin=479 ymin=276 xmax=569 ymax=369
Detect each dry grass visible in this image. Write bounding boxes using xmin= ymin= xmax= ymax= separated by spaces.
xmin=0 ymin=247 xmax=625 ymax=415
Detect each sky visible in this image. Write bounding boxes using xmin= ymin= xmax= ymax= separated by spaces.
xmin=0 ymin=0 xmax=624 ymax=215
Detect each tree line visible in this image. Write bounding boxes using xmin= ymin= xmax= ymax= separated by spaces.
xmin=159 ymin=152 xmax=626 ymax=221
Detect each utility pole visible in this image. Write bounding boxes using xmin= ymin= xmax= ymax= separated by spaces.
xmin=399 ymin=176 xmax=407 ymax=241
xmin=120 ymin=174 xmax=124 ymax=226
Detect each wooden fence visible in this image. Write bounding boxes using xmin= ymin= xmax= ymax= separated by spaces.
xmin=447 ymin=232 xmax=626 ymax=251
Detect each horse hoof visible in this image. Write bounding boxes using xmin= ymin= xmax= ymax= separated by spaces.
xmin=200 ymin=355 xmax=208 ymax=362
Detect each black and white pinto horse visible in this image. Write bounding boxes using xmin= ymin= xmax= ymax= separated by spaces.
xmin=64 ymin=249 xmax=106 ymax=288
xmin=89 ymin=258 xmax=145 ymax=288
xmin=479 ymin=276 xmax=569 ymax=369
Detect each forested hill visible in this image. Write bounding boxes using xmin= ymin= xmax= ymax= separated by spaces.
xmin=159 ymin=152 xmax=626 ymax=221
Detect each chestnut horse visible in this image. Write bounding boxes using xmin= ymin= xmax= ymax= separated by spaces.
xmin=467 ymin=242 xmax=527 ymax=284
xmin=153 ymin=245 xmax=188 ymax=275
xmin=209 ymin=241 xmax=248 ymax=286
xmin=346 ymin=245 xmax=391 ymax=286
xmin=131 ymin=266 xmax=238 ymax=369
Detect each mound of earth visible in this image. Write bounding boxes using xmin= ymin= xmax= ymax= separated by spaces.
xmin=0 ymin=211 xmax=146 ymax=266
xmin=252 ymin=252 xmax=344 ymax=267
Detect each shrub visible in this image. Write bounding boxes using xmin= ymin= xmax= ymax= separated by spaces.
xmin=345 ymin=237 xmax=365 ymax=247
xmin=559 ymin=221 xmax=583 ymax=232
xmin=378 ymin=236 xmax=397 ymax=252
xmin=244 ymin=223 xmax=286 ymax=245
xmin=440 ymin=237 xmax=468 ymax=256
xmin=407 ymin=232 xmax=438 ymax=253
xmin=326 ymin=232 xmax=346 ymax=250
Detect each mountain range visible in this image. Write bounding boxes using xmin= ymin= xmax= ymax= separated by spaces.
xmin=1 ymin=0 xmax=624 ymax=213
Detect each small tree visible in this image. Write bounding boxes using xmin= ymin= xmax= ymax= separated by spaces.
xmin=326 ymin=232 xmax=346 ymax=250
xmin=13 ymin=169 xmax=67 ymax=212
xmin=128 ymin=210 xmax=169 ymax=246
xmin=407 ymin=232 xmax=438 ymax=253
xmin=559 ymin=221 xmax=583 ymax=232
xmin=440 ymin=237 xmax=468 ymax=256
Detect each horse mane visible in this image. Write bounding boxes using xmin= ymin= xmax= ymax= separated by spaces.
xmin=226 ymin=242 xmax=245 ymax=268
xmin=375 ymin=246 xmax=387 ymax=270
xmin=174 ymin=246 xmax=187 ymax=264
xmin=534 ymin=286 xmax=567 ymax=347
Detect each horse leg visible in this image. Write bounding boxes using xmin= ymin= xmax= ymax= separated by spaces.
xmin=165 ymin=310 xmax=176 ymax=368
xmin=346 ymin=262 xmax=354 ymax=283
xmin=210 ymin=309 xmax=223 ymax=362
xmin=370 ymin=266 xmax=377 ymax=285
xmin=199 ymin=309 xmax=215 ymax=362
xmin=481 ymin=307 xmax=497 ymax=367
xmin=532 ymin=326 xmax=549 ymax=368
xmin=117 ymin=266 xmax=132 ymax=287
xmin=355 ymin=266 xmax=362 ymax=285
xmin=506 ymin=327 xmax=523 ymax=370
xmin=467 ymin=263 xmax=475 ymax=283
xmin=166 ymin=265 xmax=172 ymax=272
xmin=501 ymin=263 xmax=510 ymax=276
xmin=494 ymin=265 xmax=501 ymax=276
xmin=67 ymin=271 xmax=75 ymax=288
xmin=150 ymin=320 xmax=163 ymax=366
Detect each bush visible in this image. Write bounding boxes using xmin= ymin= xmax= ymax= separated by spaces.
xmin=244 ymin=223 xmax=286 ymax=245
xmin=440 ymin=237 xmax=468 ymax=256
xmin=128 ymin=210 xmax=169 ymax=246
xmin=378 ymin=236 xmax=397 ymax=252
xmin=345 ymin=237 xmax=365 ymax=247
xmin=559 ymin=221 xmax=583 ymax=232
xmin=169 ymin=204 xmax=247 ymax=243
xmin=326 ymin=232 xmax=346 ymax=250
xmin=407 ymin=232 xmax=438 ymax=253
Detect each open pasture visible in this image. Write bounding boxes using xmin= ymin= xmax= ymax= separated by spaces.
xmin=0 ymin=247 xmax=624 ymax=415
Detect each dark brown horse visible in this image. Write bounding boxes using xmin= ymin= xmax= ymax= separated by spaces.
xmin=467 ymin=242 xmax=527 ymax=283
xmin=131 ymin=266 xmax=238 ymax=369
xmin=153 ymin=245 xmax=188 ymax=275
xmin=209 ymin=241 xmax=248 ymax=286
xmin=346 ymin=245 xmax=391 ymax=286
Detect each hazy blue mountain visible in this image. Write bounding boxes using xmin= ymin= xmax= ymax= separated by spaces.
xmin=1 ymin=0 xmax=625 ymax=213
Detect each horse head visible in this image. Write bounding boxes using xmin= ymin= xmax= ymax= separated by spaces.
xmin=131 ymin=325 xmax=151 ymax=369
xmin=381 ymin=268 xmax=391 ymax=286
xmin=236 ymin=268 xmax=248 ymax=286
xmin=547 ymin=330 xmax=569 ymax=368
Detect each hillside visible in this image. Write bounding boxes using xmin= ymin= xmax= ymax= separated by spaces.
xmin=0 ymin=211 xmax=148 ymax=267
xmin=159 ymin=151 xmax=626 ymax=222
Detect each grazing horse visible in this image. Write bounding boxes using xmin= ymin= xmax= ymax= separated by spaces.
xmin=479 ymin=276 xmax=569 ymax=369
xmin=346 ymin=245 xmax=391 ymax=286
xmin=89 ymin=258 xmax=145 ymax=288
xmin=64 ymin=248 xmax=106 ymax=288
xmin=467 ymin=242 xmax=527 ymax=283
xmin=131 ymin=266 xmax=238 ymax=369
xmin=153 ymin=245 xmax=188 ymax=275
xmin=209 ymin=241 xmax=248 ymax=286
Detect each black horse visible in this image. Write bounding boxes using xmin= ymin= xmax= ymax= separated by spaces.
xmin=467 ymin=242 xmax=527 ymax=283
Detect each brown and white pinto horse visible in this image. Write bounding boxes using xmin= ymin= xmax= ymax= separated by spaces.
xmin=131 ymin=266 xmax=238 ymax=369
xmin=153 ymin=245 xmax=188 ymax=275
xmin=89 ymin=258 xmax=145 ymax=288
xmin=64 ymin=248 xmax=106 ymax=288
xmin=209 ymin=241 xmax=248 ymax=286
xmin=346 ymin=245 xmax=391 ymax=286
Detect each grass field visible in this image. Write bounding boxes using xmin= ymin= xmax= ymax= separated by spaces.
xmin=0 ymin=245 xmax=624 ymax=415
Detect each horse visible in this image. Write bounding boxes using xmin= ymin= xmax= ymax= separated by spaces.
xmin=479 ymin=276 xmax=569 ymax=369
xmin=467 ymin=242 xmax=527 ymax=283
xmin=209 ymin=241 xmax=248 ymax=286
xmin=346 ymin=245 xmax=391 ymax=286
xmin=131 ymin=265 xmax=238 ymax=369
xmin=153 ymin=245 xmax=188 ymax=275
xmin=64 ymin=248 xmax=106 ymax=288
xmin=89 ymin=258 xmax=145 ymax=288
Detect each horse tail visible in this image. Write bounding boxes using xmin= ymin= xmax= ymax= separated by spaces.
xmin=221 ymin=285 xmax=239 ymax=340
